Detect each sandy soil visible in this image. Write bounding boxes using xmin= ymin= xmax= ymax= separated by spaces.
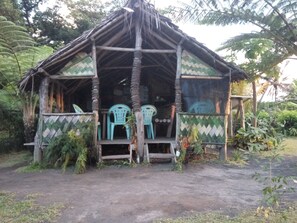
xmin=0 ymin=156 xmax=296 ymax=223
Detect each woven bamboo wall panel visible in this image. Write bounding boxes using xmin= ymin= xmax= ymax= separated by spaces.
xmin=178 ymin=114 xmax=226 ymax=144
xmin=59 ymin=52 xmax=94 ymax=76
xmin=181 ymin=51 xmax=222 ymax=76
xmin=42 ymin=114 xmax=94 ymax=144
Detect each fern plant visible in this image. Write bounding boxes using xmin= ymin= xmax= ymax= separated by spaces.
xmin=44 ymin=130 xmax=88 ymax=174
xmin=0 ymin=16 xmax=53 ymax=143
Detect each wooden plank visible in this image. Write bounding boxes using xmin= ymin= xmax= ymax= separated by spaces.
xmin=144 ymin=138 xmax=175 ymax=144
xmin=42 ymin=112 xmax=94 ymax=116
xmin=99 ymin=139 xmax=131 ymax=145
xmin=100 ymin=65 xmax=160 ymax=70
xmin=96 ymin=45 xmax=176 ymax=53
xmin=181 ymin=75 xmax=225 ymax=80
xmin=148 ymin=153 xmax=175 ymax=159
xmin=102 ymin=154 xmax=130 ymax=160
xmin=142 ymin=49 xmax=176 ymax=53
xmin=24 ymin=142 xmax=35 ymax=146
xmin=178 ymin=112 xmax=226 ymax=117
xmin=50 ymin=75 xmax=94 ymax=80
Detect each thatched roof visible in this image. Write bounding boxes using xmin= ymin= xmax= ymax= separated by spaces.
xmin=20 ymin=0 xmax=247 ymax=91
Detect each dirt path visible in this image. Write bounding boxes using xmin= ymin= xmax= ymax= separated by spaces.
xmin=0 ymin=157 xmax=296 ymax=223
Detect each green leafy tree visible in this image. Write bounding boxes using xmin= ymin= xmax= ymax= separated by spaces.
xmin=178 ymin=0 xmax=296 ymax=77
xmin=177 ymin=0 xmax=297 ymax=126
xmin=19 ymin=0 xmax=44 ymax=32
xmin=179 ymin=0 xmax=296 ymax=58
xmin=32 ymin=0 xmax=126 ymax=47
xmin=0 ymin=16 xmax=53 ymax=142
xmin=0 ymin=0 xmax=23 ymax=24
xmin=285 ymin=79 xmax=297 ymax=102
xmin=33 ymin=5 xmax=79 ymax=47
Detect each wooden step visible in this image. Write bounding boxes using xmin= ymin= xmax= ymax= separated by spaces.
xmin=102 ymin=154 xmax=130 ymax=160
xmin=144 ymin=143 xmax=176 ymax=163
xmin=148 ymin=153 xmax=175 ymax=159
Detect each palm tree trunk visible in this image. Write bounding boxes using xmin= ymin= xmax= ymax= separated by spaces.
xmin=131 ymin=16 xmax=144 ymax=159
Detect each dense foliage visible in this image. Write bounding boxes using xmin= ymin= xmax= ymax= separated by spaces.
xmin=1 ymin=0 xmax=127 ymax=47
xmin=277 ymin=110 xmax=297 ymax=136
xmin=0 ymin=16 xmax=53 ymax=146
xmin=44 ymin=130 xmax=88 ymax=174
xmin=0 ymin=109 xmax=24 ymax=153
xmin=178 ymin=0 xmax=297 ymax=75
xmin=233 ymin=114 xmax=283 ymax=152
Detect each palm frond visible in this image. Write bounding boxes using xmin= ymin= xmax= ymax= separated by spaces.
xmin=218 ymin=33 xmax=273 ymax=51
xmin=0 ymin=16 xmax=35 ymax=57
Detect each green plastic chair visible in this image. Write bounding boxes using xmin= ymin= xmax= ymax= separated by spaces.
xmin=141 ymin=105 xmax=157 ymax=139
xmin=72 ymin=104 xmax=101 ymax=140
xmin=107 ymin=104 xmax=131 ymax=140
xmin=188 ymin=100 xmax=215 ymax=114
xmin=73 ymin=104 xmax=84 ymax=113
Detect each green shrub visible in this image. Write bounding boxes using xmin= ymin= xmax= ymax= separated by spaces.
xmin=0 ymin=109 xmax=25 ymax=153
xmin=233 ymin=115 xmax=283 ymax=152
xmin=44 ymin=130 xmax=88 ymax=174
xmin=276 ymin=110 xmax=297 ymax=136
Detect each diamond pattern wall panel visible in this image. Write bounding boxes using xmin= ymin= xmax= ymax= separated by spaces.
xmin=60 ymin=52 xmax=94 ymax=76
xmin=42 ymin=114 xmax=94 ymax=144
xmin=181 ymin=51 xmax=222 ymax=76
xmin=178 ymin=113 xmax=226 ymax=144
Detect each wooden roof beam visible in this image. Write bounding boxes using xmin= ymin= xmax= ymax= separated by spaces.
xmin=149 ymin=31 xmax=177 ymax=50
xmin=148 ymin=37 xmax=176 ymax=72
xmin=96 ymin=46 xmax=176 ymax=53
xmin=100 ymin=64 xmax=160 ymax=70
xmin=96 ymin=27 xmax=133 ymax=61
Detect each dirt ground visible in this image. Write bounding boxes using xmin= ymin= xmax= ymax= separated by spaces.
xmin=0 ymin=155 xmax=297 ymax=223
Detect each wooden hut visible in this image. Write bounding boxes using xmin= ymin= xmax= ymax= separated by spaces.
xmin=20 ymin=0 xmax=247 ymax=163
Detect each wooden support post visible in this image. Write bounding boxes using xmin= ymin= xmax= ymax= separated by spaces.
xmin=221 ymin=75 xmax=232 ymax=161
xmin=39 ymin=77 xmax=49 ymax=116
xmin=252 ymin=81 xmax=257 ymax=127
xmin=92 ymin=41 xmax=99 ymax=161
xmin=49 ymin=83 xmax=54 ymax=112
xmin=34 ymin=77 xmax=49 ymax=162
xmin=131 ymin=17 xmax=145 ymax=160
xmin=239 ymin=99 xmax=245 ymax=130
xmin=228 ymin=99 xmax=233 ymax=137
xmin=175 ymin=44 xmax=182 ymax=113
